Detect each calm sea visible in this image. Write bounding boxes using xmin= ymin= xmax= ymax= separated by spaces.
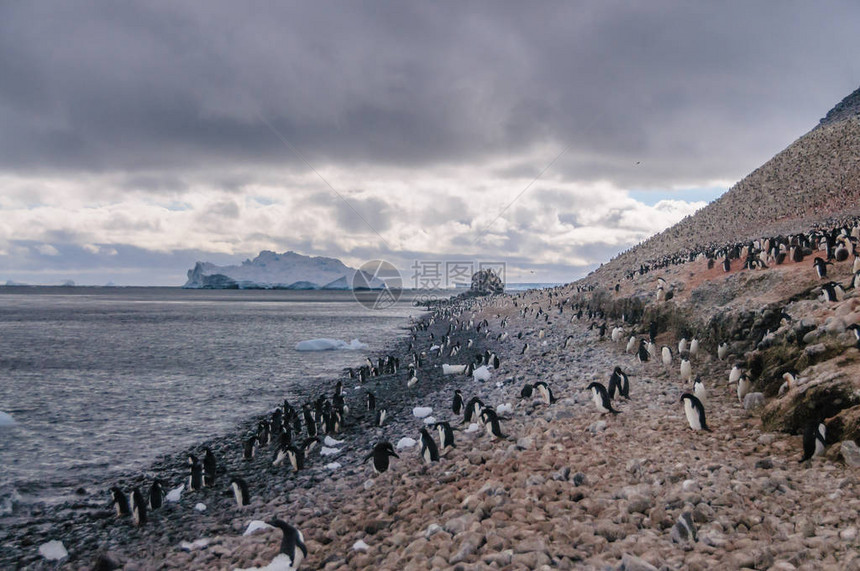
xmin=0 ymin=287 xmax=424 ymax=517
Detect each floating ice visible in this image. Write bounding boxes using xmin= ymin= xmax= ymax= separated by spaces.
xmin=496 ymin=403 xmax=513 ymax=414
xmin=38 ymin=540 xmax=67 ymax=561
xmin=194 ymin=503 xmax=207 ymax=512
xmin=324 ymin=436 xmax=343 ymax=447
xmin=325 ymin=462 xmax=342 ymax=470
xmin=353 ymin=539 xmax=370 ymax=552
xmin=243 ymin=520 xmax=273 ymax=536
xmin=320 ymin=446 xmax=340 ymax=456
xmin=0 ymin=411 xmax=15 ymax=427
xmin=473 ymin=366 xmax=492 ymax=382
xmin=465 ymin=423 xmax=480 ymax=433
xmin=442 ymin=364 xmax=467 ymax=375
xmin=423 ymin=416 xmax=436 ymax=425
xmin=165 ymin=484 xmax=184 ymax=502
xmin=412 ymin=407 xmax=433 ymax=418
xmin=295 ymin=338 xmax=368 ymax=352
xmin=396 ymin=437 xmax=417 ymax=450
xmin=234 ymin=553 xmax=298 ymax=571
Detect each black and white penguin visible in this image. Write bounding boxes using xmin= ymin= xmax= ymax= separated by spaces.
xmin=722 ymin=258 xmax=731 ymax=272
xmin=564 ymin=335 xmax=575 ymax=349
xmin=737 ymin=373 xmax=752 ymax=403
xmin=148 ymin=480 xmax=164 ymax=510
xmin=257 ymin=420 xmax=271 ymax=446
xmin=452 ymin=390 xmax=463 ymax=415
xmin=693 ymin=376 xmax=707 ymax=405
xmin=480 ymin=408 xmax=507 ymax=439
xmin=375 ymin=408 xmax=387 ymax=427
xmin=587 ymin=382 xmax=619 ymax=414
xmin=821 ymin=281 xmax=845 ymax=302
xmin=717 ymin=342 xmax=729 ymax=360
xmin=230 ymin=477 xmax=251 ymax=507
xmin=110 ymin=487 xmax=130 ymax=517
xmin=463 ymin=397 xmax=484 ymax=424
xmin=637 ymin=339 xmax=650 ymax=363
xmin=609 ymin=367 xmax=630 ymax=399
xmin=286 ymin=445 xmax=305 ymax=472
xmin=799 ymin=421 xmax=826 ymax=463
xmin=366 ymin=392 xmax=376 ymax=411
xmin=364 ymin=441 xmax=399 ymax=474
xmin=680 ymin=393 xmax=709 ymax=431
xmin=267 ymin=519 xmax=308 ymax=569
xmin=813 ymin=256 xmax=831 ymax=278
xmin=661 ymin=346 xmax=673 ymax=367
xmin=520 ymin=343 xmax=529 ymax=355
xmin=419 ymin=428 xmax=440 ymax=463
xmin=434 ymin=421 xmax=456 ymax=449
xmin=203 ymin=447 xmax=217 ymax=487
xmin=847 ymin=324 xmax=860 ymax=348
xmin=243 ymin=436 xmax=257 ymax=461
xmin=131 ymin=488 xmax=147 ymax=527
xmin=533 ymin=381 xmax=557 ymax=404
xmin=492 ymin=354 xmax=500 ymax=369
xmin=188 ymin=459 xmax=203 ymax=492
xmin=520 ymin=383 xmax=534 ymax=398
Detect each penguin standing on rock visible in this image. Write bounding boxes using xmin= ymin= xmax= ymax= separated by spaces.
xmin=533 ymin=381 xmax=557 ymax=404
xmin=799 ymin=421 xmax=826 ymax=463
xmin=110 ymin=487 xmax=130 ymax=517
xmin=131 ymin=488 xmax=147 ymax=527
xmin=149 ymin=480 xmax=164 ymax=510
xmin=419 ymin=428 xmax=440 ymax=463
xmin=520 ymin=383 xmax=534 ymax=399
xmin=434 ymin=422 xmax=456 ymax=450
xmin=587 ymin=382 xmax=619 ymax=414
xmin=680 ymin=393 xmax=709 ymax=431
xmin=188 ymin=456 xmax=203 ymax=492
xmin=637 ymin=339 xmax=650 ymax=363
xmin=203 ymin=447 xmax=217 ymax=487
xmin=267 ymin=519 xmax=307 ymax=569
xmin=230 ymin=477 xmax=251 ymax=507
xmin=609 ymin=367 xmax=630 ymax=399
xmin=452 ymin=390 xmax=463 ymax=415
xmin=813 ymin=257 xmax=831 ymax=278
xmin=243 ymin=436 xmax=257 ymax=461
xmin=693 ymin=376 xmax=707 ymax=405
xmin=364 ymin=441 xmax=399 ymax=474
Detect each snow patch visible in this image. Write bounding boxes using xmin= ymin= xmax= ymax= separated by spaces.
xmin=295 ymin=338 xmax=367 ymax=352
xmin=325 ymin=462 xmax=342 ymax=470
xmin=442 ymin=364 xmax=466 ymax=375
xmin=396 ymin=437 xmax=417 ymax=450
xmin=423 ymin=416 xmax=437 ymax=425
xmin=353 ymin=539 xmax=370 ymax=552
xmin=243 ymin=521 xmax=273 ymax=536
xmin=465 ymin=423 xmax=480 ymax=433
xmin=497 ymin=403 xmax=513 ymax=414
xmin=412 ymin=407 xmax=433 ymax=418
xmin=180 ymin=538 xmax=211 ymax=551
xmin=194 ymin=503 xmax=207 ymax=512
xmin=320 ymin=446 xmax=340 ymax=456
xmin=165 ymin=484 xmax=184 ymax=502
xmin=38 ymin=540 xmax=67 ymax=561
xmin=323 ymin=436 xmax=343 ymax=447
xmin=473 ymin=366 xmax=492 ymax=382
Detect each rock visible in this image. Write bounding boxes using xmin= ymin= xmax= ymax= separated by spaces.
xmin=588 ymin=421 xmax=607 ymax=434
xmin=448 ymin=531 xmax=484 ymax=564
xmin=619 ymin=553 xmax=659 ymax=571
xmin=670 ymin=512 xmax=697 ymax=545
xmin=627 ymin=496 xmax=653 ymax=514
xmin=692 ymin=503 xmax=714 ymax=524
xmin=755 ymin=457 xmax=774 ymax=469
xmin=840 ymin=440 xmax=860 ymax=467
xmin=804 ymin=342 xmax=827 ymax=356
xmin=572 ymin=473 xmax=586 ymax=487
xmin=363 ymin=520 xmax=391 ymax=535
xmin=595 ymin=522 xmax=626 ymax=542
xmin=516 ymin=437 xmax=534 ymax=450
xmin=743 ymin=392 xmax=766 ymax=411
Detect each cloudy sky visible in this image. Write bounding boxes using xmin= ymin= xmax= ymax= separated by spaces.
xmin=1 ymin=1 xmax=859 ymax=286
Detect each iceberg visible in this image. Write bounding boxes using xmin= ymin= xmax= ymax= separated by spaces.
xmin=0 ymin=411 xmax=15 ymax=427
xmin=295 ymin=338 xmax=368 ymax=352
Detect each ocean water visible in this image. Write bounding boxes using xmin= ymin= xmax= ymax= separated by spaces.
xmin=0 ymin=287 xmax=422 ymax=517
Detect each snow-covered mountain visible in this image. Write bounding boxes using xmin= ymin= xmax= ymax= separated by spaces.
xmin=183 ymin=250 xmax=385 ymax=290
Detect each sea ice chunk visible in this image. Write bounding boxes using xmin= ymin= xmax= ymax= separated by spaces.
xmin=39 ymin=540 xmax=67 ymax=561
xmin=412 ymin=407 xmax=432 ymax=418
xmin=294 ymin=338 xmax=367 ymax=351
xmin=396 ymin=437 xmax=417 ymax=450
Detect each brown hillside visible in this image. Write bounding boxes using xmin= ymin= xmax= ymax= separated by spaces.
xmin=590 ymin=86 xmax=860 ymax=285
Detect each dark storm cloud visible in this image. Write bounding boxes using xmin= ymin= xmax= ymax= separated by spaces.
xmin=1 ymin=1 xmax=858 ymax=186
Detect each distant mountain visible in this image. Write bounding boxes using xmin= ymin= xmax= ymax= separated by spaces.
xmin=183 ymin=250 xmax=385 ymax=290
xmin=589 ymin=85 xmax=860 ymax=283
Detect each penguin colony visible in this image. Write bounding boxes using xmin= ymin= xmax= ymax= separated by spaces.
xmin=89 ymin=230 xmax=860 ymax=568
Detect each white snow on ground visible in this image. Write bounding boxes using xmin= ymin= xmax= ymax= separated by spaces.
xmin=353 ymin=539 xmax=370 ymax=552
xmin=466 ymin=423 xmax=480 ymax=433
xmin=165 ymin=484 xmax=184 ymax=502
xmin=473 ymin=366 xmax=492 ymax=381
xmin=396 ymin=437 xmax=417 ymax=450
xmin=325 ymin=462 xmax=342 ymax=470
xmin=442 ymin=364 xmax=467 ymax=374
xmin=423 ymin=416 xmax=436 ymax=425
xmin=38 ymin=540 xmax=67 ymax=561
xmin=412 ymin=407 xmax=432 ymax=418
xmin=320 ymin=446 xmax=340 ymax=456
xmin=497 ymin=403 xmax=513 ymax=414
xmin=194 ymin=503 xmax=206 ymax=512
xmin=323 ymin=436 xmax=343 ymax=446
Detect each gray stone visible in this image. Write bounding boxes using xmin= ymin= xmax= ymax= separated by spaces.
xmin=572 ymin=472 xmax=586 ymax=487
xmin=619 ymin=553 xmax=659 ymax=571
xmin=743 ymin=392 xmax=765 ymax=411
xmin=754 ymin=457 xmax=774 ymax=469
xmin=670 ymin=512 xmax=697 ymax=545
xmin=588 ymin=420 xmax=607 ymax=433
xmin=516 ymin=437 xmax=533 ymax=450
xmin=804 ymin=342 xmax=827 ymax=356
xmin=840 ymin=440 xmax=860 ymax=467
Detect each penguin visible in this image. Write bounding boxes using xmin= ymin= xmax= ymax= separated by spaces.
xmin=637 ymin=339 xmax=650 ymax=363
xmin=131 ymin=488 xmax=147 ymax=527
xmin=267 ymin=519 xmax=308 ymax=570
xmin=301 ymin=437 xmax=319 ymax=455
xmin=257 ymin=420 xmax=271 ymax=446
xmin=661 ymin=346 xmax=673 ymax=367
xmin=649 ymin=321 xmax=658 ymax=343
xmin=728 ymin=365 xmax=742 ymax=385
xmin=533 ymin=381 xmax=557 ymax=404
xmin=680 ymin=393 xmax=709 ymax=431
xmin=364 ymin=441 xmax=399 ymax=474
xmin=407 ymin=373 xmax=418 ymax=388
xmin=689 ymin=339 xmax=699 ymax=358
xmin=110 ymin=487 xmax=130 ymax=517
xmin=722 ymin=258 xmax=731 ymax=272
xmin=564 ymin=335 xmax=575 ymax=349
xmin=625 ymin=336 xmax=637 ymax=354
xmin=520 ymin=383 xmax=534 ymax=399
xmin=419 ymin=428 xmax=440 ymax=463
xmin=272 ymin=442 xmax=291 ymax=467
xmin=847 ymin=324 xmax=860 ymax=348
xmin=717 ymin=342 xmax=729 ymax=361
xmin=243 ymin=436 xmax=257 ymax=461
xmin=286 ymin=445 xmax=304 ymax=472
xmin=148 ymin=480 xmax=164 ymax=510
xmin=693 ymin=376 xmax=707 ymax=404
xmin=481 ymin=408 xmax=507 ymax=439
xmin=463 ymin=397 xmax=484 ymax=424
xmin=188 ymin=459 xmax=203 ymax=492
xmin=434 ymin=421 xmax=456 ymax=449
xmin=737 ymin=373 xmax=752 ymax=403
xmin=778 ymin=371 xmax=798 ymax=396
xmin=492 ymin=354 xmax=500 ymax=369
xmin=375 ymin=408 xmax=387 ymax=427
xmin=610 ymin=366 xmax=630 ymax=399
xmin=520 ymin=343 xmax=529 ymax=355
xmin=821 ymin=281 xmax=845 ymax=302
xmin=587 ymin=382 xmax=619 ymax=414
xmin=813 ymin=257 xmax=831 ymax=278
xmin=799 ymin=421 xmax=826 ymax=463
xmin=203 ymin=447 xmax=217 ymax=487
xmin=680 ymin=357 xmax=692 ymax=382
xmin=678 ymin=338 xmax=688 ymax=354
xmin=452 ymin=390 xmax=464 ymax=415
xmin=230 ymin=477 xmax=250 ymax=507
